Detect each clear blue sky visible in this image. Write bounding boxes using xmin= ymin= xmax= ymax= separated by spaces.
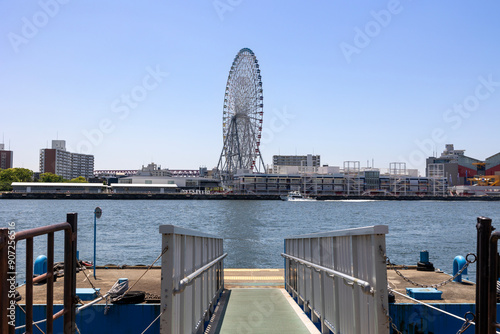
xmin=1 ymin=1 xmax=499 ymax=175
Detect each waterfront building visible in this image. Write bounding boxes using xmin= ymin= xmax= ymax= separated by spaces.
xmin=39 ymin=140 xmax=94 ymax=180
xmin=11 ymin=182 xmax=105 ymax=193
xmin=272 ymin=154 xmax=320 ymax=174
xmin=118 ymin=162 xmax=220 ymax=190
xmin=233 ymin=161 xmax=440 ymax=196
xmin=426 ymin=144 xmax=500 ymax=186
xmin=10 ymin=182 xmax=177 ymax=194
xmin=0 ymin=143 xmax=13 ymax=169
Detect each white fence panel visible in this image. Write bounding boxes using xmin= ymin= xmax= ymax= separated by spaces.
xmin=160 ymin=225 xmax=226 ymax=334
xmin=283 ymin=225 xmax=389 ymax=334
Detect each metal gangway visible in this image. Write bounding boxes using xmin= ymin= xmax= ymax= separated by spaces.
xmin=1 ymin=219 xmax=389 ymax=334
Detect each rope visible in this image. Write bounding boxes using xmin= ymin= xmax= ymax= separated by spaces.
xmin=77 ymin=261 xmax=103 ymax=298
xmin=390 ymin=289 xmax=500 ymax=334
xmin=114 ymin=246 xmax=168 ymax=302
xmin=140 ymin=309 xmax=165 ymax=334
xmin=15 ymin=303 xmax=46 ymax=333
xmin=390 ymin=289 xmax=472 ymax=322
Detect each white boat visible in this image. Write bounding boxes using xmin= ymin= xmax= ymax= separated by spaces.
xmin=280 ymin=191 xmax=316 ymax=201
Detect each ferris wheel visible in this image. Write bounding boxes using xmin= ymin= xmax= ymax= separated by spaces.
xmin=217 ymin=48 xmax=265 ymax=183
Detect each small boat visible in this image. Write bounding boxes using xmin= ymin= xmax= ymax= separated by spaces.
xmin=280 ymin=191 xmax=316 ymax=201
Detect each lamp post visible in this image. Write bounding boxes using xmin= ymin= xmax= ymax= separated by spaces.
xmin=93 ymin=207 xmax=102 ymax=279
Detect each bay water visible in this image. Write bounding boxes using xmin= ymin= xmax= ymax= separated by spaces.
xmin=2 ymin=199 xmax=500 ymax=283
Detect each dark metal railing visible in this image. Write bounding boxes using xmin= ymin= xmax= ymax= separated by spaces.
xmin=0 ymin=213 xmax=78 ymax=334
xmin=475 ymin=216 xmax=500 ymax=334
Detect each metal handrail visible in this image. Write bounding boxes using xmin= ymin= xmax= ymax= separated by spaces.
xmin=174 ymin=253 xmax=227 ymax=294
xmin=281 ymin=252 xmax=373 ymax=294
xmin=1 ymin=214 xmax=77 ymax=334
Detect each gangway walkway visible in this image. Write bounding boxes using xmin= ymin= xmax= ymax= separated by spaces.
xmin=218 ymin=288 xmax=320 ymax=334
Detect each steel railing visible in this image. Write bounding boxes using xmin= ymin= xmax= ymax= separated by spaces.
xmin=0 ymin=213 xmax=77 ymax=334
xmin=283 ymin=225 xmax=390 ymax=334
xmin=159 ymin=225 xmax=225 ymax=334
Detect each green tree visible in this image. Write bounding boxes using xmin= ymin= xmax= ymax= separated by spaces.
xmin=0 ymin=168 xmax=33 ymax=191
xmin=68 ymin=176 xmax=87 ymax=183
xmin=39 ymin=172 xmax=64 ymax=183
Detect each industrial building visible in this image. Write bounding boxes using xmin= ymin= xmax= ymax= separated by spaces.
xmin=0 ymin=143 xmax=13 ymax=169
xmin=39 ymin=140 xmax=94 ymax=180
xmin=426 ymin=144 xmax=500 ymax=186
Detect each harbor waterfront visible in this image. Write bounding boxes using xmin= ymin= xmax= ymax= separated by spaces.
xmin=2 ymin=199 xmax=500 ymax=284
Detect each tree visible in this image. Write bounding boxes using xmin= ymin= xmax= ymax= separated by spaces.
xmin=68 ymin=176 xmax=87 ymax=183
xmin=39 ymin=172 xmax=64 ymax=183
xmin=0 ymin=168 xmax=33 ymax=191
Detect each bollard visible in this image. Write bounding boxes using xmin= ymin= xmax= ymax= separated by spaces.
xmin=34 ymin=255 xmax=47 ymax=276
xmin=452 ymin=255 xmax=467 ymax=282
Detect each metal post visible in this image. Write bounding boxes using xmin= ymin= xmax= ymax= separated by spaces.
xmin=476 ymin=216 xmax=493 ymax=334
xmin=47 ymin=232 xmax=54 ymax=334
xmin=160 ymin=232 xmax=175 ymax=334
xmin=489 ymin=230 xmax=500 ymax=332
xmin=93 ymin=212 xmax=97 ymax=279
xmin=93 ymin=207 xmax=102 ymax=279
xmin=26 ymin=238 xmax=33 ymax=334
xmin=65 ymin=213 xmax=78 ymax=334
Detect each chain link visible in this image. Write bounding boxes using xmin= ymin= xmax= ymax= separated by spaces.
xmin=382 ymin=302 xmax=403 ymax=334
xmin=456 ymin=311 xmax=475 ymax=334
xmin=380 ymin=246 xmax=476 ymax=289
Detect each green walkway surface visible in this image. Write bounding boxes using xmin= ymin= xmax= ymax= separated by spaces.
xmin=219 ymin=288 xmax=318 ymax=334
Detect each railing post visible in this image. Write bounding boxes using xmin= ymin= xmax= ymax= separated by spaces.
xmin=476 ymin=216 xmax=493 ymax=334
xmin=64 ymin=213 xmax=77 ymax=334
xmin=489 ymin=230 xmax=500 ymax=333
xmin=160 ymin=231 xmax=174 ymax=334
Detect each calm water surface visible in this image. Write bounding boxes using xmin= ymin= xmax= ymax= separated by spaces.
xmin=2 ymin=199 xmax=499 ymax=282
